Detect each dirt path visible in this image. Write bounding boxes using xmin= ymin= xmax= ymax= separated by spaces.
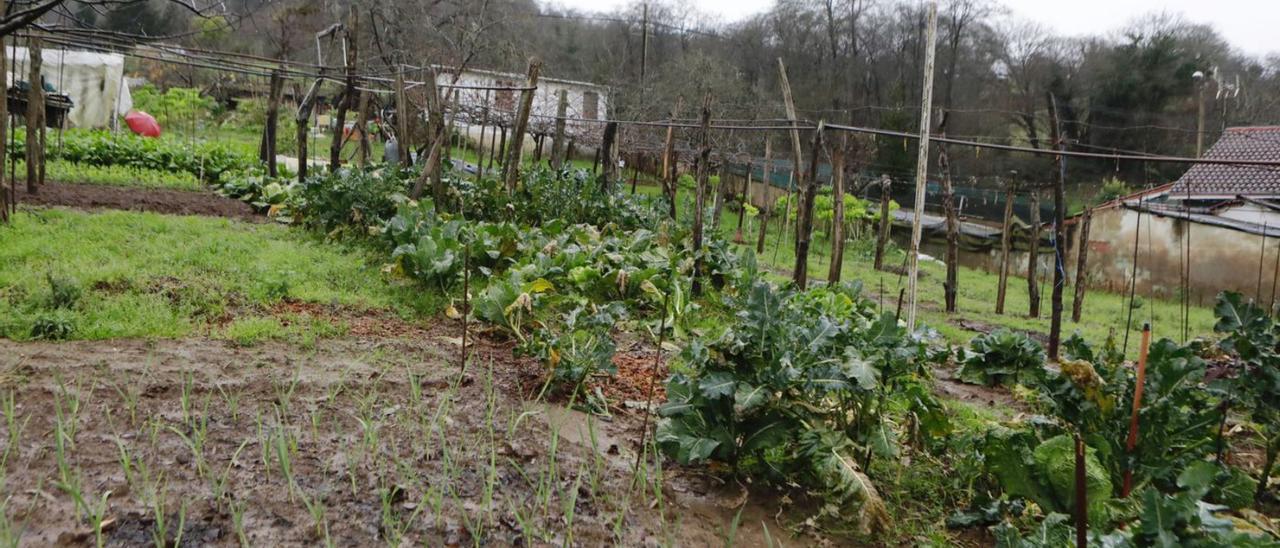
xmin=0 ymin=329 xmax=816 ymax=546
xmin=14 ymin=182 xmax=261 ymax=220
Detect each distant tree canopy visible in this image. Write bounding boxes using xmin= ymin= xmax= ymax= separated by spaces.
xmin=36 ymin=0 xmax=1280 ymax=187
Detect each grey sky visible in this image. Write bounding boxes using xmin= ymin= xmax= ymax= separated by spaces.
xmin=545 ymin=0 xmax=1280 ymax=58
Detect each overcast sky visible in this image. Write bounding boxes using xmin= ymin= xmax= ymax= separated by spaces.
xmin=545 ymin=0 xmax=1280 ymax=58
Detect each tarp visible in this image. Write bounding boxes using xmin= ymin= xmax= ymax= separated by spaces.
xmin=6 ymin=47 xmax=132 ymax=129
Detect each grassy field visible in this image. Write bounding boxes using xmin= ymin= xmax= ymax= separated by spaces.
xmin=635 ymin=182 xmax=1216 ymax=354
xmin=0 ymin=208 xmax=438 ymax=342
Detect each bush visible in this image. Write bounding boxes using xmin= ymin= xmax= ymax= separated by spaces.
xmin=30 ymin=312 xmax=75 ymax=340
xmin=131 ymin=85 xmax=217 ymax=129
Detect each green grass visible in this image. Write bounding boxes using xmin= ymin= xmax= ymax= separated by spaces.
xmin=638 ymin=182 xmax=1217 ymax=355
xmin=24 ymin=159 xmax=204 ymax=191
xmin=0 ymin=208 xmax=439 ymax=340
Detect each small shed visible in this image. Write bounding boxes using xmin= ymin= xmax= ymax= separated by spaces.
xmin=5 ymin=46 xmax=133 ymax=129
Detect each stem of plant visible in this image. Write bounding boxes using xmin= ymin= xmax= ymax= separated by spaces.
xmin=633 ymin=290 xmax=672 ymax=476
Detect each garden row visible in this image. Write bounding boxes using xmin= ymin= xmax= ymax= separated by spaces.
xmin=199 ymin=156 xmax=1280 ymax=543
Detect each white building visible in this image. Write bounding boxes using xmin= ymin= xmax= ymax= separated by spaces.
xmin=434 ymin=66 xmax=608 ymax=151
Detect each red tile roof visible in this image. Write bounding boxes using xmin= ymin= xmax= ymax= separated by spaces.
xmin=1169 ymin=126 xmax=1280 ymax=199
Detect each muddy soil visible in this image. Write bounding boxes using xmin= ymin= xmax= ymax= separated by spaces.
xmin=0 ymin=327 xmax=821 ymax=546
xmin=14 ymin=182 xmax=260 ymax=220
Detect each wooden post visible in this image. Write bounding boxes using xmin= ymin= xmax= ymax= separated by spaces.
xmin=551 ymin=89 xmax=568 ymax=169
xmin=502 ymin=59 xmax=542 ymax=193
xmin=712 ymin=131 xmax=735 ymax=232
xmin=794 ymin=121 xmax=825 ymax=289
xmin=829 ymin=134 xmax=848 ymax=284
xmin=25 ymin=35 xmax=43 ymax=195
xmin=691 ymin=93 xmax=713 ymax=296
xmin=756 ymin=140 xmax=773 ymax=255
xmin=1048 ymin=93 xmax=1068 ymax=360
xmin=735 ymin=160 xmax=751 ymax=243
xmin=776 ymin=58 xmax=808 ymax=284
xmin=410 ymin=68 xmax=449 ymax=203
xmin=599 ymin=121 xmax=619 ymax=189
xmin=262 ymin=69 xmax=284 ymax=177
xmin=0 ymin=19 xmax=8 ymax=222
xmin=1028 ymin=191 xmax=1042 ymax=318
xmin=355 ymin=90 xmax=371 ymax=167
xmin=1072 ymin=208 xmax=1093 ymax=323
xmin=476 ymin=91 xmax=489 ymax=173
xmin=906 ymin=2 xmax=940 ymax=332
xmin=996 ymin=179 xmax=1016 ymax=314
xmin=395 ymin=65 xmax=410 ymax=160
xmin=330 ymin=9 xmax=356 ymax=172
xmin=939 ymin=142 xmax=959 ymax=313
xmin=874 ymin=174 xmax=892 ymax=270
xmin=1121 ymin=324 xmax=1152 ymax=497
xmin=660 ymin=96 xmax=682 ymax=219
xmin=294 ymin=79 xmax=321 ymax=183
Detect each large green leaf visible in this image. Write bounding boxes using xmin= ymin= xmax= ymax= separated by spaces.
xmin=698 ymin=371 xmax=737 ymax=400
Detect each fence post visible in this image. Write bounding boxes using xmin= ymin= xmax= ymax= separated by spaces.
xmin=691 ymin=93 xmax=713 ymax=296
xmin=1072 ymin=208 xmax=1092 ymax=323
xmin=262 ymin=68 xmax=284 ymax=177
xmin=502 ymin=58 xmax=542 ymax=193
xmin=874 ymin=174 xmax=892 ymax=271
xmin=996 ymin=179 xmax=1015 ymax=314
xmin=1048 ymin=92 xmax=1069 ymax=360
xmin=551 ymin=89 xmax=568 ymax=169
xmin=25 ymin=35 xmax=44 ymax=195
xmin=940 ymin=140 xmax=959 ymax=313
xmin=660 ymin=96 xmax=682 ymax=219
xmin=753 ymin=139 xmax=773 ymax=253
xmin=330 ymin=9 xmax=356 ymax=172
xmin=1028 ymin=190 xmax=1042 ymax=318
xmin=905 ymin=1 xmax=940 ymax=332
xmin=828 ymin=134 xmax=848 ymax=284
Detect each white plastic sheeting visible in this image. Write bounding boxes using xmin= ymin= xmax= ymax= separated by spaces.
xmin=6 ymin=46 xmax=133 ymax=129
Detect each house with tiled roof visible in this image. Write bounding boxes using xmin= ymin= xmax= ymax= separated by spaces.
xmin=1165 ymin=126 xmax=1280 ymax=225
xmin=1066 ymin=126 xmax=1280 ymax=302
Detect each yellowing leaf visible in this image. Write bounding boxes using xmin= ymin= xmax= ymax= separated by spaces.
xmin=528 ymin=278 xmax=555 ymax=294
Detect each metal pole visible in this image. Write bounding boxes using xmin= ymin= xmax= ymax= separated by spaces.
xmin=905 ymin=2 xmax=939 ymax=332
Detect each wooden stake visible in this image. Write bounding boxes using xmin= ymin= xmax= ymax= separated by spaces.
xmin=874 ymin=174 xmax=892 ymax=271
xmin=794 ymin=121 xmax=825 ymax=289
xmin=502 ymin=59 xmax=542 ymax=193
xmin=939 ymin=141 xmax=959 ymax=313
xmin=711 ymin=130 xmax=735 ymax=233
xmin=0 ymin=22 xmax=8 ymax=223
xmin=754 ymin=139 xmax=773 ymax=253
xmin=551 ymin=89 xmax=568 ymax=169
xmin=735 ymin=160 xmax=751 ymax=243
xmin=355 ymin=90 xmax=372 ymax=167
xmin=294 ymin=80 xmax=322 ymax=182
xmin=829 ymin=135 xmax=848 ymax=284
xmin=330 ymin=10 xmax=356 ymax=172
xmin=776 ymin=58 xmax=807 ymax=285
xmin=262 ymin=68 xmax=284 ymax=177
xmin=1028 ymin=191 xmax=1042 ymax=318
xmin=395 ymin=64 xmax=410 ymax=160
xmin=906 ymin=2 xmax=939 ymax=332
xmin=996 ymin=179 xmax=1015 ymax=314
xmin=691 ymin=94 xmax=712 ymax=296
xmin=25 ymin=35 xmax=43 ymax=194
xmin=660 ymin=96 xmax=682 ymax=219
xmin=599 ymin=121 xmax=619 ymax=189
xmin=1121 ymin=323 xmax=1152 ymax=498
xmin=1048 ymin=93 xmax=1068 ymax=360
xmin=1072 ymin=208 xmax=1093 ymax=323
